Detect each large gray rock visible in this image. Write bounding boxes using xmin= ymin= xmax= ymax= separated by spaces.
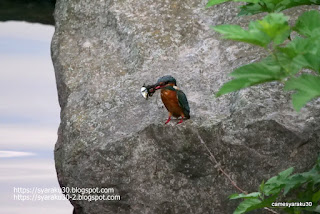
xmin=52 ymin=0 xmax=320 ymax=213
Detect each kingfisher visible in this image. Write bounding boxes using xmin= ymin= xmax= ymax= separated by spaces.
xmin=154 ymin=75 xmax=190 ymax=124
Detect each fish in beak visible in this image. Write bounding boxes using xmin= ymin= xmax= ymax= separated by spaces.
xmin=140 ymin=84 xmax=156 ymax=100
xmin=141 ymin=86 xmax=149 ymax=99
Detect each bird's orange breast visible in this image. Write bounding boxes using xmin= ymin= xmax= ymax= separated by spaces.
xmin=161 ymin=89 xmax=184 ymax=118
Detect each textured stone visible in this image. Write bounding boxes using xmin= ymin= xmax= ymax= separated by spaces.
xmin=52 ymin=1 xmax=320 ymax=213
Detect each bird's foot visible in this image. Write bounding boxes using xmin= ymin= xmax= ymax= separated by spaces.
xmin=177 ymin=118 xmax=184 ymax=125
xmin=164 ymin=116 xmax=171 ymax=124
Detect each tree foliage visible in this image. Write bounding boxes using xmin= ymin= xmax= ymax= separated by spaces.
xmin=229 ymin=157 xmax=320 ymax=213
xmin=208 ymin=0 xmax=320 ymax=111
xmin=206 ymin=0 xmax=320 ymax=213
xmin=207 ymin=0 xmax=320 ymax=16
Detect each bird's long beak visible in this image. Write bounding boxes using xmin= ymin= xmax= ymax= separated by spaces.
xmin=155 ymin=84 xmax=165 ymax=90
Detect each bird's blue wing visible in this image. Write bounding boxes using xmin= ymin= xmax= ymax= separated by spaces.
xmin=177 ymin=90 xmax=190 ymax=119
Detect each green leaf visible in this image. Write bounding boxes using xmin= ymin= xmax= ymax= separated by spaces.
xmin=283 ymin=160 xmax=320 ymax=194
xmin=299 ymin=167 xmax=320 ymax=184
xmin=284 ymin=74 xmax=320 ymax=111
xmin=294 ymin=10 xmax=320 ymax=37
xmin=255 ymin=13 xmax=290 ymax=45
xmin=238 ymin=3 xmax=265 ymax=16
xmin=283 ymin=174 xmax=308 ymax=195
xmin=206 ymin=0 xmax=230 ymax=8
xmin=216 ymin=58 xmax=285 ymax=97
xmin=264 ymin=167 xmax=294 ymax=196
xmin=239 ymin=0 xmax=320 ymax=16
xmin=213 ymin=13 xmax=290 ymax=47
xmin=212 ymin=24 xmax=269 ymax=47
xmin=278 ymin=36 xmax=320 ymax=73
xmin=233 ymin=198 xmax=262 ymax=214
xmin=240 ymin=0 xmax=280 ymax=15
xmin=275 ymin=52 xmax=303 ymax=76
xmin=259 ymin=180 xmax=265 ymax=193
xmin=312 ymin=190 xmax=320 ymax=202
xmin=206 ymin=0 xmax=259 ymax=8
xmin=278 ymin=167 xmax=294 ymax=178
xmin=230 ymin=192 xmax=261 ymax=199
xmin=233 ymin=193 xmax=279 ymax=214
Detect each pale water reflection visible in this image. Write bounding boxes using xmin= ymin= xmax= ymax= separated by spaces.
xmin=0 ymin=21 xmax=72 ymax=213
xmin=0 ymin=157 xmax=72 ymax=214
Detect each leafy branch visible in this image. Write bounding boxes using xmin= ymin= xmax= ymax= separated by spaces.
xmin=229 ymin=157 xmax=320 ymax=214
xmin=197 ymin=133 xmax=280 ymax=214
xmin=206 ymin=0 xmax=320 ymax=16
xmin=212 ymin=10 xmax=320 ymax=111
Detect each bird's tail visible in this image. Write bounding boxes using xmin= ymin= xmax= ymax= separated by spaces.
xmin=184 ymin=112 xmax=190 ymax=119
